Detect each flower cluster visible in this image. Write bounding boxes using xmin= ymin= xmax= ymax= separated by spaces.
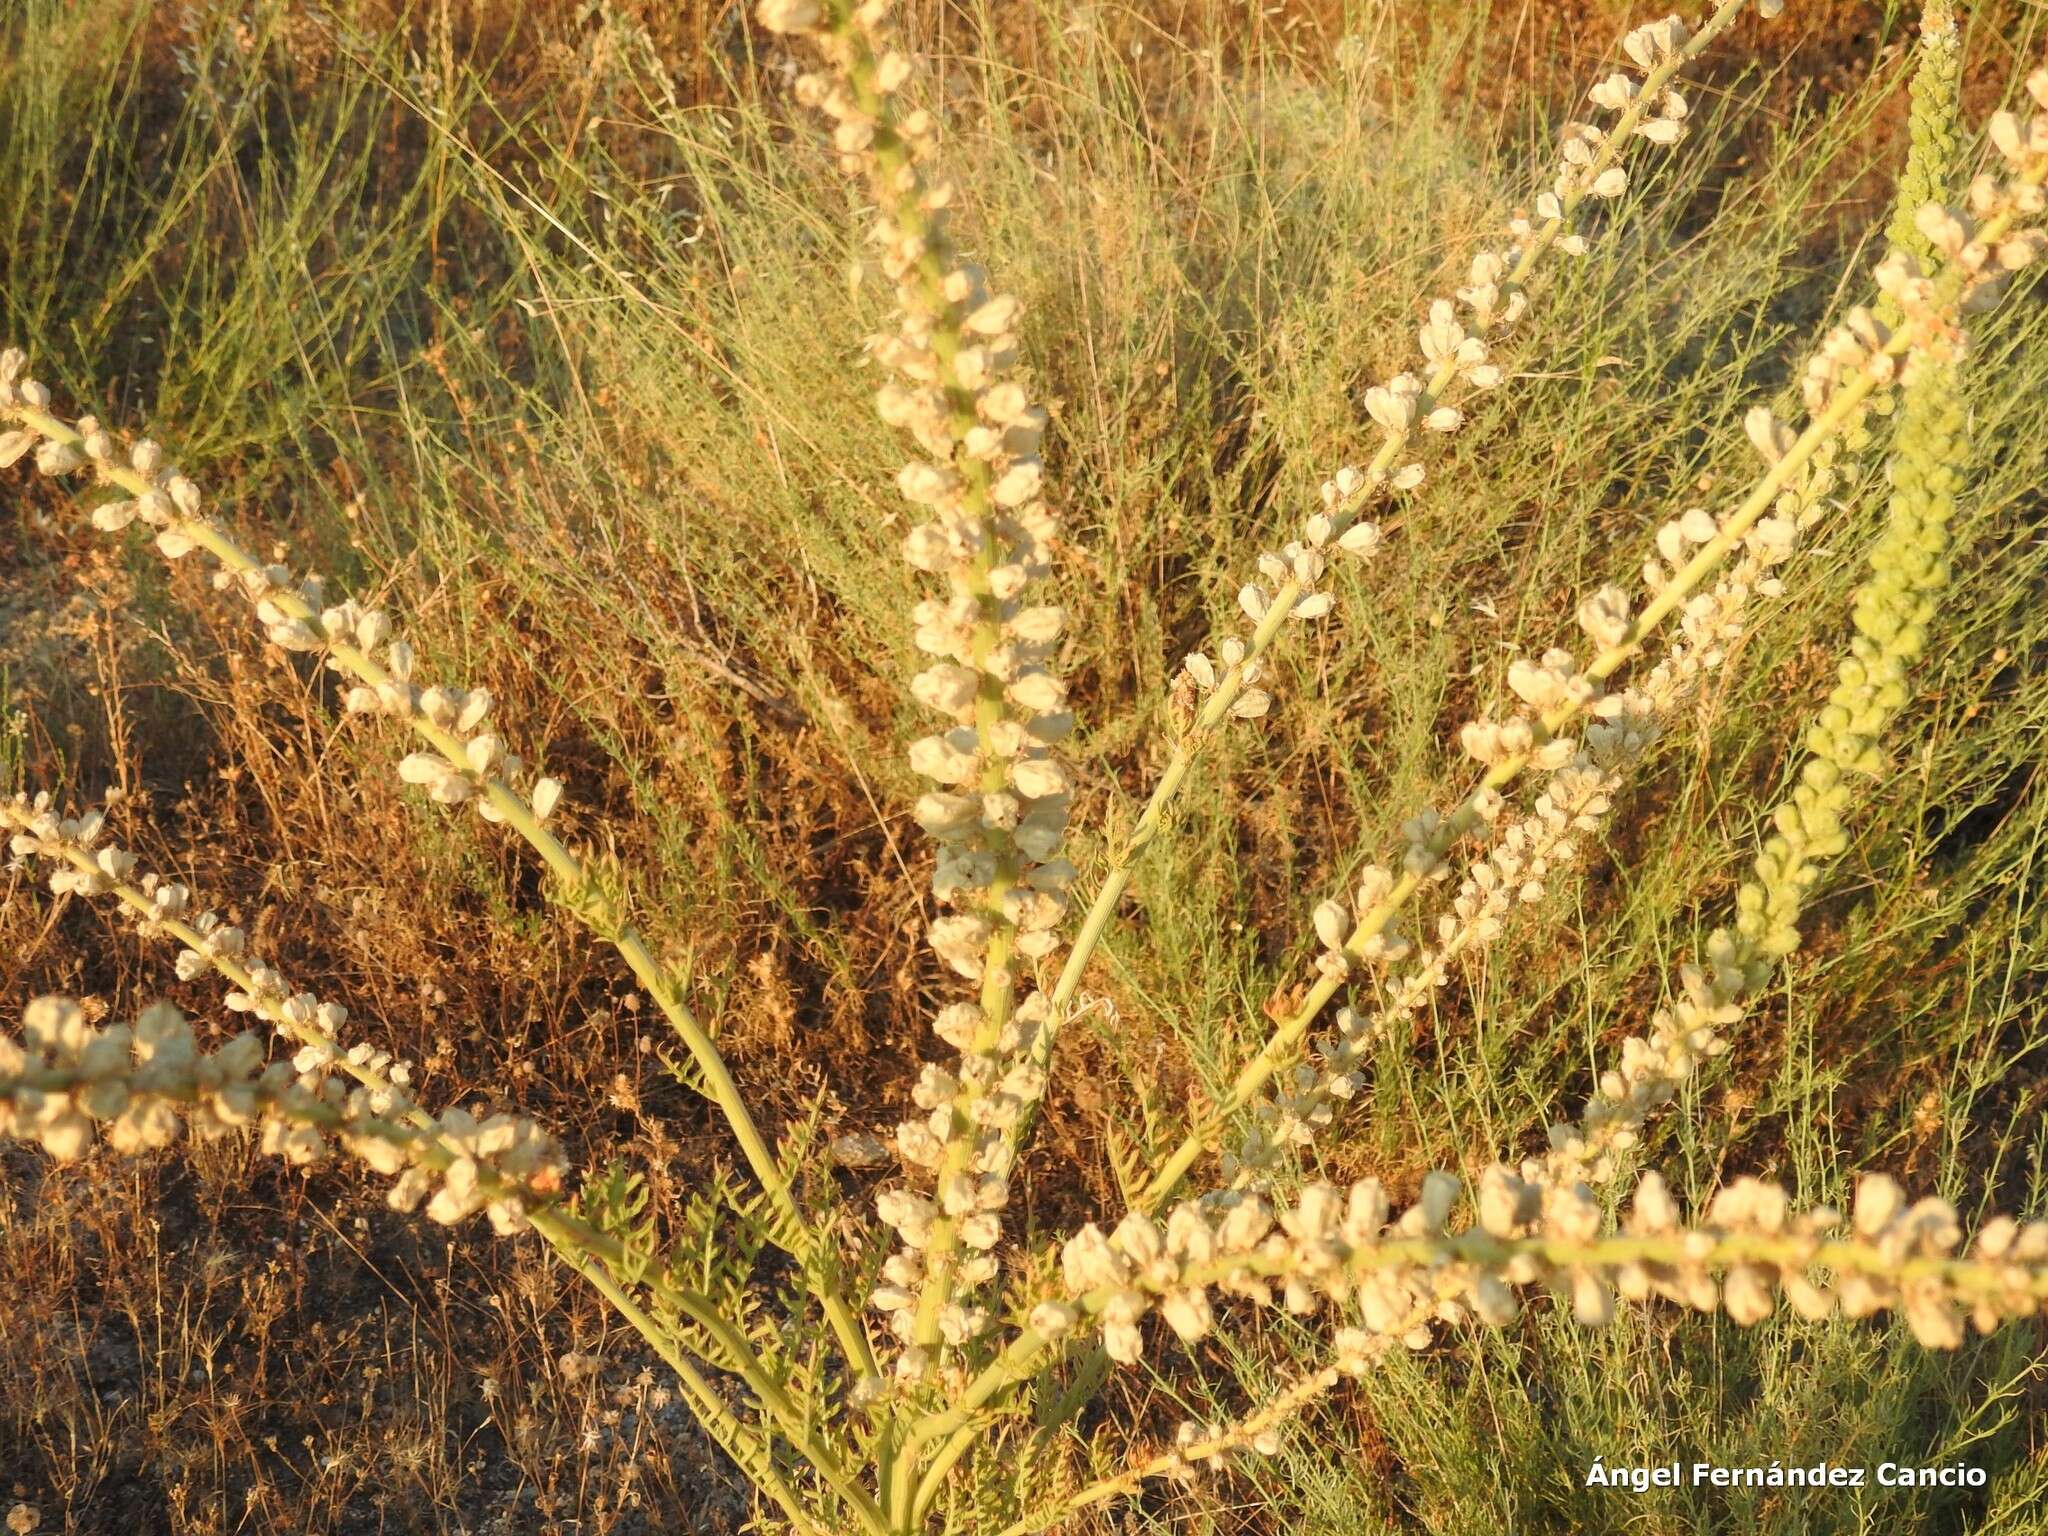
xmin=769 ymin=3 xmax=1073 ymax=991
xmin=1540 ymin=68 xmax=2048 ymax=1199
xmin=1879 ymin=3 xmax=1962 ymax=283
xmin=759 ymin=0 xmax=1073 ymax=1382
xmin=1172 ymin=468 xmax=1385 ymax=736
xmin=1614 ymin=1172 xmax=2048 ymax=1349
xmin=0 ymin=998 xmax=567 ymax=1232
xmin=865 ymin=993 xmax=1048 ymax=1375
xmin=3 ymin=790 xmax=421 ymax=1114
xmin=0 ymin=350 xmax=566 ymax=833
xmin=1042 ymin=1165 xmax=2048 ymax=1382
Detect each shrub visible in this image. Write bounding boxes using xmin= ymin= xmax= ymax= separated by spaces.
xmin=4 ymin=1 xmax=2048 ymax=1531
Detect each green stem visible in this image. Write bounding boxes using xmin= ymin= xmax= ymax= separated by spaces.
xmin=538 ymin=1227 xmax=839 ymax=1535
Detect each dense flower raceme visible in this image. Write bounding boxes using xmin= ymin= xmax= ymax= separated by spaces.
xmin=1 ymin=792 xmax=576 ymax=1233
xmin=0 ymin=997 xmax=567 ymax=1231
xmin=1881 ymin=2 xmax=1964 ymax=314
xmin=1166 ymin=77 xmax=2048 ymax=1211
xmin=1031 ymin=1166 xmax=2048 ymax=1386
xmin=758 ymin=0 xmax=1078 ymax=1385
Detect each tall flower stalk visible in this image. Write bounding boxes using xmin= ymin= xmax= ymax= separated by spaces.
xmin=754 ymin=3 xmax=1078 ymax=1425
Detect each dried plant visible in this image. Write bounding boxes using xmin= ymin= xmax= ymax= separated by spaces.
xmin=5 ymin=1 xmax=2048 ymax=1531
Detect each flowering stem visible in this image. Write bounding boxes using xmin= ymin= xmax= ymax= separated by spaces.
xmin=893 ymin=169 xmax=1025 ymax=1363
xmin=3 ymin=816 xmax=883 ymax=1518
xmin=917 ymin=1203 xmax=2048 ymax=1513
xmin=1133 ymin=222 xmax=2013 ymax=1212
xmin=1080 ymin=1225 xmax=2048 ymax=1311
xmin=1012 ymin=0 xmax=1751 ymax=1161
xmin=985 ymin=1364 xmax=1343 ymax=1536
xmin=3 ymin=1017 xmax=878 ymax=1529
xmin=0 ymin=404 xmax=878 ymax=1382
xmin=8 ymin=819 xmax=888 ymax=1531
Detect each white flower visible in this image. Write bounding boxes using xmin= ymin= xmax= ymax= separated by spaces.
xmin=531 ymin=777 xmax=564 ymax=821
xmin=398 ymin=753 xmax=451 ymax=787
xmin=1335 ymin=519 xmax=1382 ymax=559
xmin=1028 ymin=1301 xmax=1080 ymax=1337
xmin=1364 ymin=381 xmax=1420 ymax=433
xmin=755 ymin=0 xmax=822 ymax=30
xmin=1312 ymin=899 xmax=1349 ymax=951
xmin=1575 ymin=586 xmax=1632 ymax=648
xmin=1744 ymin=406 xmax=1796 ymax=465
xmin=1010 ymin=757 xmax=1068 ymax=799
xmin=1589 ymin=72 xmax=1636 ymax=112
